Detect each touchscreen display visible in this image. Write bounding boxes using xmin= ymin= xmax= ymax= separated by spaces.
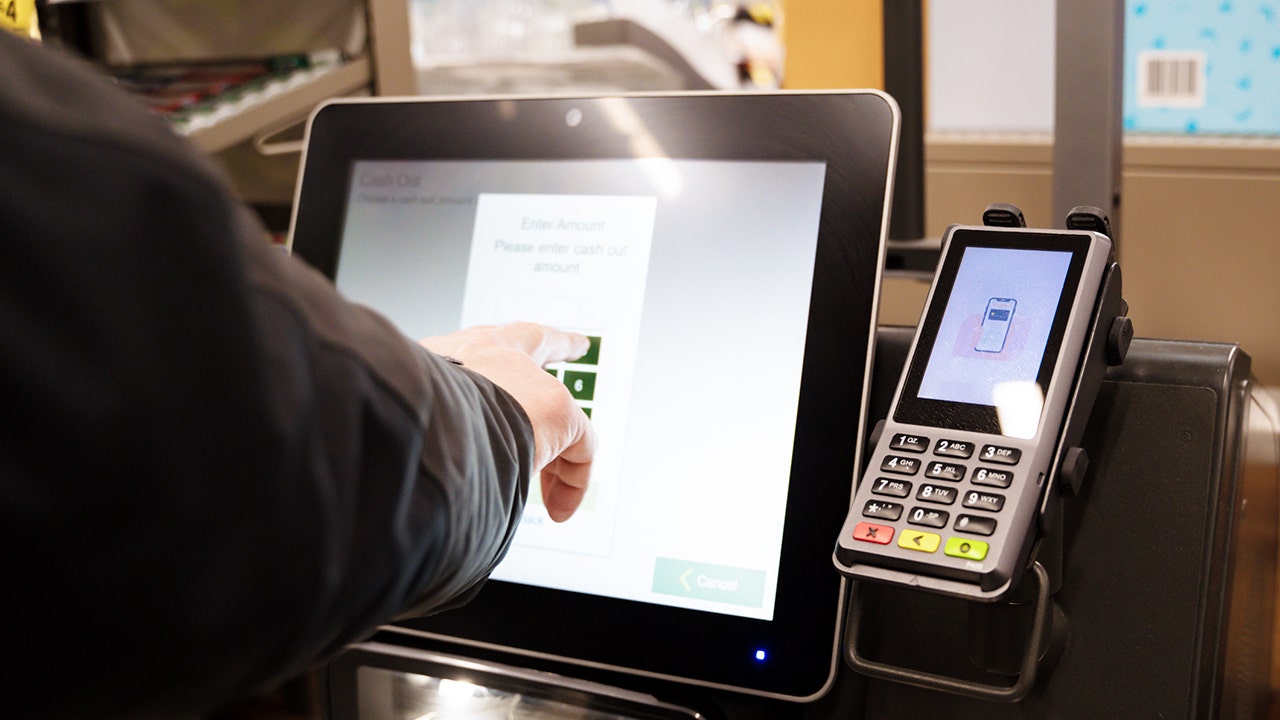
xmin=334 ymin=158 xmax=827 ymax=622
xmin=915 ymin=246 xmax=1073 ymax=437
xmin=894 ymin=234 xmax=1089 ymax=440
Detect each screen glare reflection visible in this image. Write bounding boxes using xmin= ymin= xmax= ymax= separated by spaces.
xmin=992 ymin=380 xmax=1044 ymax=439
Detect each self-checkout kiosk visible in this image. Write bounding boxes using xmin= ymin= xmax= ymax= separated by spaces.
xmin=36 ymin=1 xmax=1280 ymax=717
xmin=282 ymin=89 xmax=1280 ymax=719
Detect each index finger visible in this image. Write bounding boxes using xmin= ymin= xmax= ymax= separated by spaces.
xmin=495 ymin=322 xmax=590 ymax=367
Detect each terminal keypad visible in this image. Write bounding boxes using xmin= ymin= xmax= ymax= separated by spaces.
xmin=854 ymin=432 xmax=1021 ymax=563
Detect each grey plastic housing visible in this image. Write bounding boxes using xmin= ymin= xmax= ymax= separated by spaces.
xmin=834 ymin=225 xmax=1113 ymax=601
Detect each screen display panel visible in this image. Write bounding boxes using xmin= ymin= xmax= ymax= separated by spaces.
xmin=893 ymin=230 xmax=1091 ymax=438
xmin=288 ymin=92 xmax=898 ymax=700
xmin=337 ymin=158 xmax=822 ymax=622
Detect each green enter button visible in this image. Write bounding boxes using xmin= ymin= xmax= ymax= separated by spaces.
xmin=944 ymin=536 xmax=989 ymax=561
xmin=652 ymin=557 xmax=766 ymax=608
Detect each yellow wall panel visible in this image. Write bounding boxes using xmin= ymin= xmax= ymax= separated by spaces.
xmin=781 ymin=0 xmax=883 ymax=89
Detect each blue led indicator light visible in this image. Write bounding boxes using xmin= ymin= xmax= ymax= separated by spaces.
xmin=755 ymin=649 xmax=767 ymax=662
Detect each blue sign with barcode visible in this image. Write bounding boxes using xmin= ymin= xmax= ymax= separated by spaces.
xmin=1124 ymin=1 xmax=1280 ymax=136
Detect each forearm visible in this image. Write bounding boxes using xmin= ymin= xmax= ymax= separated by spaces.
xmin=237 ymin=211 xmax=535 ymax=636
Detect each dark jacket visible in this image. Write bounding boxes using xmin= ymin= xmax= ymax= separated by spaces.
xmin=0 ymin=31 xmax=532 ymax=718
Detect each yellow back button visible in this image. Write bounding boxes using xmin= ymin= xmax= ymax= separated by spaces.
xmin=944 ymin=537 xmax=989 ymax=561
xmin=897 ymin=529 xmax=941 ymax=553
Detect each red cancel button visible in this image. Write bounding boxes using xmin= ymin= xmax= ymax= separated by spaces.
xmin=853 ymin=522 xmax=894 ymax=545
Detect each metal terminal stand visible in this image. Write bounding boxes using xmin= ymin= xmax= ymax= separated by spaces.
xmin=845 ymin=560 xmax=1058 ymax=703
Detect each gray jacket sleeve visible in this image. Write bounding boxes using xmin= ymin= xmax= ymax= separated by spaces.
xmin=0 ymin=32 xmax=532 ymax=718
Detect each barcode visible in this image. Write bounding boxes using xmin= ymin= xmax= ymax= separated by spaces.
xmin=1137 ymin=50 xmax=1207 ymax=108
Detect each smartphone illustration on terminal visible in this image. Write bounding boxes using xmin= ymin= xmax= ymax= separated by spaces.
xmin=975 ymin=297 xmax=1016 ymax=353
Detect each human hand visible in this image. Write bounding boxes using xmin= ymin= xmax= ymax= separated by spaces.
xmin=420 ymin=322 xmax=597 ymax=522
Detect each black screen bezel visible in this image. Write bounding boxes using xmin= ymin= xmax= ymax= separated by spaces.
xmin=893 ymin=228 xmax=1091 ymax=435
xmin=288 ymin=92 xmax=897 ymax=699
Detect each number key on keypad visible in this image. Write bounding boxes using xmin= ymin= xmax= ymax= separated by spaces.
xmin=907 ymin=507 xmax=949 ymax=528
xmin=980 ymin=444 xmax=1021 ymax=465
xmin=880 ymin=455 xmax=921 ymax=475
xmin=924 ymin=461 xmax=966 ymax=482
xmin=962 ymin=491 xmax=1005 ymax=512
xmin=578 ymin=336 xmax=602 ymax=365
xmin=933 ymin=439 xmax=975 ymax=459
xmin=889 ymin=433 xmax=930 ymax=454
xmin=563 ymin=370 xmax=597 ymax=401
xmin=871 ymin=478 xmax=912 ymax=498
xmin=916 ymin=484 xmax=958 ymax=505
xmin=971 ymin=467 xmax=1014 ymax=488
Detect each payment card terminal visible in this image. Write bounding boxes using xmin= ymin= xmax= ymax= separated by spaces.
xmin=835 ymin=223 xmax=1122 ymax=601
